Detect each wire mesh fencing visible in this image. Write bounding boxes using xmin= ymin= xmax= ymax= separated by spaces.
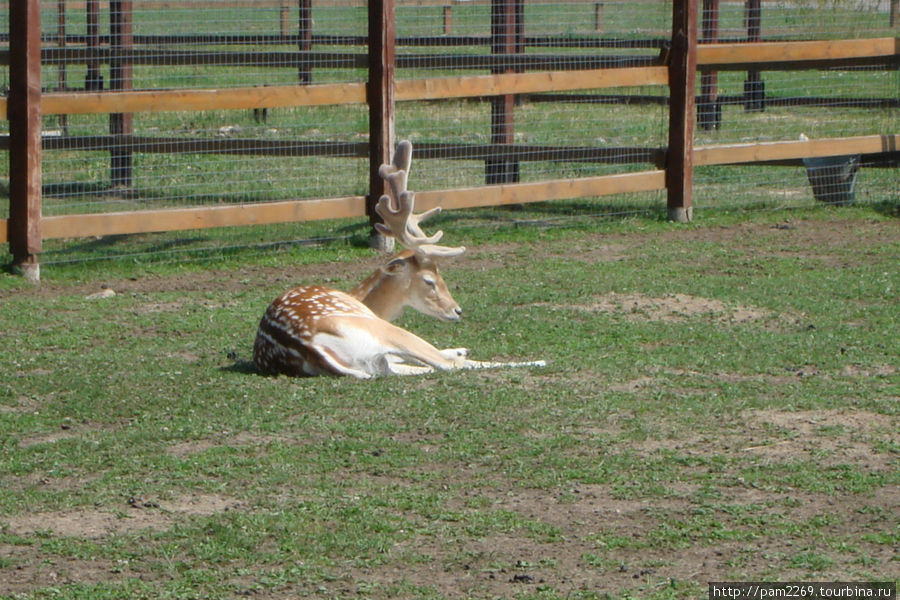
xmin=25 ymin=0 xmax=371 ymax=263
xmin=693 ymin=0 xmax=899 ymax=210
xmin=394 ymin=0 xmax=671 ymax=205
xmin=0 ymin=0 xmax=897 ymax=267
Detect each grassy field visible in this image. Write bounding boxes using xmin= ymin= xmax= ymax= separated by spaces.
xmin=0 ymin=203 xmax=897 ymax=599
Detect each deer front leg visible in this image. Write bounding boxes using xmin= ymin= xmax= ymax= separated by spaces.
xmin=374 ymin=322 xmax=467 ymax=372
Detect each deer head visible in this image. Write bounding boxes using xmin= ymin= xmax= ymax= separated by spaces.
xmin=351 ymin=141 xmax=466 ymax=322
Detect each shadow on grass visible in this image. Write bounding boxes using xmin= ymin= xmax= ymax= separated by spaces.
xmin=871 ymin=198 xmax=900 ymax=218
xmin=219 ymin=359 xmax=260 ymax=376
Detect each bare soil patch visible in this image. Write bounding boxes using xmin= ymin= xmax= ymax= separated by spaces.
xmin=573 ymin=292 xmax=779 ymax=323
xmin=4 ymin=492 xmax=242 ymax=539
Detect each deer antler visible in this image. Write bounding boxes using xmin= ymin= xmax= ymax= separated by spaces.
xmin=375 ymin=141 xmax=465 ymax=259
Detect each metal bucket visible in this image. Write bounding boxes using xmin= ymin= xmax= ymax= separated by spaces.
xmin=802 ymin=154 xmax=860 ymax=206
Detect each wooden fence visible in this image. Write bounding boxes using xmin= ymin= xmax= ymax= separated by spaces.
xmin=1 ymin=0 xmax=898 ymax=280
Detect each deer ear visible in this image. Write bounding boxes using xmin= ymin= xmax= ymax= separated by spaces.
xmin=384 ymin=256 xmax=411 ymax=275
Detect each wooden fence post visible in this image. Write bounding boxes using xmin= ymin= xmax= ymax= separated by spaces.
xmin=666 ymin=0 xmax=698 ymax=223
xmin=890 ymin=0 xmax=898 ymax=27
xmin=298 ymin=0 xmax=313 ymax=83
xmin=368 ymin=0 xmax=396 ymax=251
xmin=110 ymin=1 xmax=134 ymax=188
xmin=698 ymin=0 xmax=720 ymax=130
xmin=86 ymin=0 xmax=103 ymax=90
xmin=744 ymin=0 xmax=765 ymax=111
xmin=8 ymin=0 xmax=43 ymax=281
xmin=486 ymin=0 xmax=522 ymax=185
xmin=57 ymin=0 xmax=69 ymax=134
xmin=443 ymin=5 xmax=453 ymax=35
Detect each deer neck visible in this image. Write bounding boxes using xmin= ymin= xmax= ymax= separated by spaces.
xmin=349 ymin=252 xmax=415 ymax=322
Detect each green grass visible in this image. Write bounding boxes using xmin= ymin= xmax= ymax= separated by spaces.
xmin=0 ymin=204 xmax=898 ymax=599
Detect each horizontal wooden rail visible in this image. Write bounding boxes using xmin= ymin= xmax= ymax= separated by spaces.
xmin=0 ymin=171 xmax=665 ymax=243
xmin=695 ymin=134 xmax=900 ymax=166
xmin=6 ymin=83 xmax=368 ymax=118
xmin=0 ymin=39 xmax=892 ymax=118
xmin=1 ymin=130 xmax=896 ymax=243
xmin=0 ymin=66 xmax=668 ymax=118
xmin=37 ymin=196 xmax=368 ymax=241
xmin=698 ymin=37 xmax=900 ymax=69
xmin=415 ymin=170 xmax=667 ymax=211
xmin=397 ymin=66 xmax=669 ymax=101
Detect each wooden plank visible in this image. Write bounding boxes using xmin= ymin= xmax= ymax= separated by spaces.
xmin=396 ymin=66 xmax=669 ymax=102
xmin=32 ymin=83 xmax=368 ymax=116
xmin=40 ymin=197 xmax=368 ymax=240
xmin=3 ymin=171 xmax=665 ymax=244
xmin=698 ymin=38 xmax=900 ymax=67
xmin=414 ymin=170 xmax=666 ymax=211
xmin=665 ymin=0 xmax=698 ymax=222
xmin=7 ymin=0 xmax=43 ymax=277
xmin=694 ymin=134 xmax=900 ymax=166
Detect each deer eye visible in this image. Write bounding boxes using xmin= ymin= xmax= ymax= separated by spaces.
xmin=423 ymin=275 xmax=437 ymax=288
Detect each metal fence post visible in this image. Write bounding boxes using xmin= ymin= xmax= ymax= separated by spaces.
xmin=368 ymin=0 xmax=396 ymax=250
xmin=666 ymin=0 xmax=698 ymax=222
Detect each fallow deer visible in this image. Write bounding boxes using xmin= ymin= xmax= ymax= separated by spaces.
xmin=253 ymin=140 xmax=544 ymax=378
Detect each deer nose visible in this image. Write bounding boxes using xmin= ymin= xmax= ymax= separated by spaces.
xmin=454 ymin=306 xmax=463 ymax=318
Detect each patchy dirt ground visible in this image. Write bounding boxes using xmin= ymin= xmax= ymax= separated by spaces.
xmin=4 ymin=216 xmax=898 ymax=303
xmin=2 ymin=216 xmax=898 ymax=598
xmin=4 ymin=401 xmax=896 ymax=598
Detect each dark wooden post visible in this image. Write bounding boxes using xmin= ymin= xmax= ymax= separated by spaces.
xmin=666 ymin=0 xmax=698 ymax=223
xmin=8 ymin=0 xmax=43 ymax=280
xmin=298 ymin=0 xmax=313 ymax=83
xmin=85 ymin=0 xmax=103 ymax=90
xmin=744 ymin=0 xmax=765 ymax=111
xmin=892 ymin=0 xmax=899 ymax=26
xmin=57 ymin=0 xmax=69 ymax=134
xmin=594 ymin=2 xmax=604 ymax=32
xmin=110 ymin=1 xmax=134 ymax=188
xmin=486 ymin=0 xmax=521 ymax=185
xmin=698 ymin=0 xmax=720 ymax=130
xmin=368 ymin=0 xmax=396 ymax=250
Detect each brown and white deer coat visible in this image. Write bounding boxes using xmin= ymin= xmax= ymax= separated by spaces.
xmin=253 ymin=141 xmax=544 ymax=378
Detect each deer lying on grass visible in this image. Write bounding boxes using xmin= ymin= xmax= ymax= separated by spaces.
xmin=253 ymin=140 xmax=545 ymax=378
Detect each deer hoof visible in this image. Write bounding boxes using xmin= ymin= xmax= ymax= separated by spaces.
xmin=440 ymin=348 xmax=469 ymax=365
